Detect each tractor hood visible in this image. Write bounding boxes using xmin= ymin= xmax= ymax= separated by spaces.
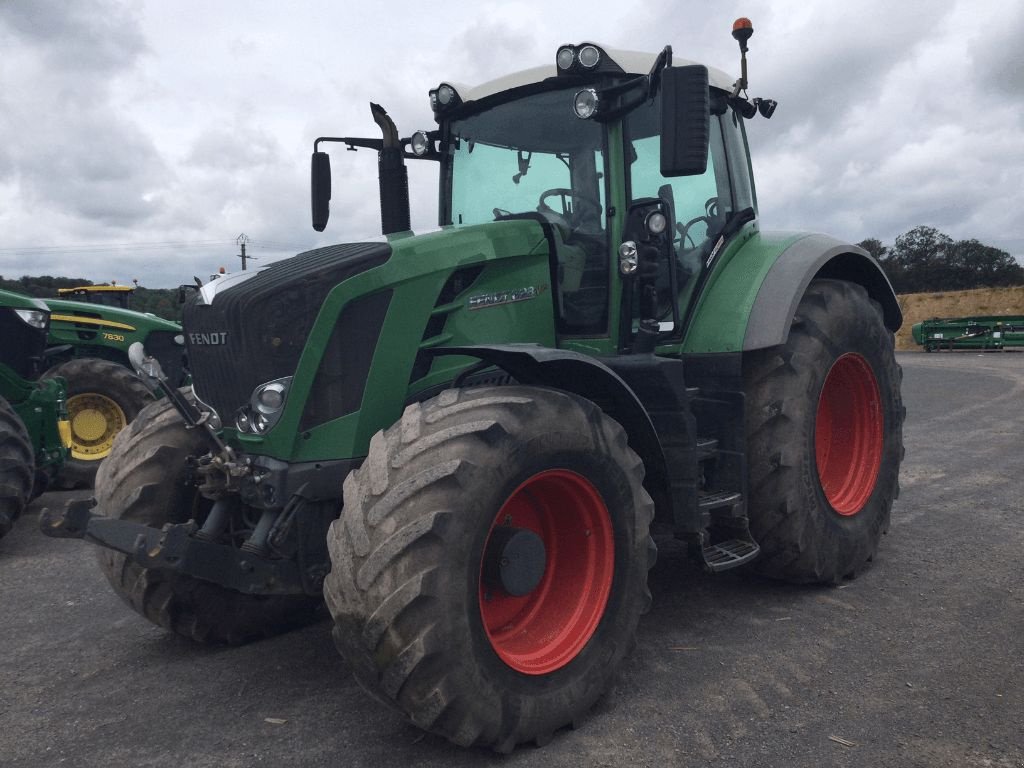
xmin=183 ymin=220 xmax=549 ymax=426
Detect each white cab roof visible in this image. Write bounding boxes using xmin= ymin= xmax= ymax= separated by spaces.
xmin=446 ymin=45 xmax=736 ymax=105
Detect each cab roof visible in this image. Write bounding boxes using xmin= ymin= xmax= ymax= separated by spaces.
xmin=446 ymin=44 xmax=736 ymax=106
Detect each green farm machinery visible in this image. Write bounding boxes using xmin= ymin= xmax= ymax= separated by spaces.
xmin=912 ymin=315 xmax=1024 ymax=351
xmin=0 ymin=289 xmax=69 ymax=539
xmin=44 ymin=20 xmax=904 ymax=750
xmin=35 ymin=287 xmax=188 ymax=487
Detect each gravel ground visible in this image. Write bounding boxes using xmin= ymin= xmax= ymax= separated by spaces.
xmin=1 ymin=351 xmax=1021 ymax=767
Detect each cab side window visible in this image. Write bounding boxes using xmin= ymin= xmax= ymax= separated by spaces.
xmin=625 ymin=101 xmax=734 ymax=284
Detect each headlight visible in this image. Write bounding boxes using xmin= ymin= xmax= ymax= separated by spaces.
xmin=251 ymin=412 xmax=270 ymax=434
xmin=556 ymin=46 xmax=575 ymax=70
xmin=644 ymin=210 xmax=668 ymax=236
xmin=236 ymin=410 xmax=251 ymax=432
xmin=14 ymin=308 xmax=48 ymax=329
xmin=573 ymin=89 xmax=599 ymax=120
xmin=429 ymin=83 xmax=462 ymax=114
xmin=437 ymin=84 xmax=456 ymax=106
xmin=618 ymin=241 xmax=639 ymax=275
xmin=578 ymin=45 xmax=600 ymax=68
xmin=410 ymin=130 xmax=432 ymax=157
xmin=254 ymin=380 xmax=288 ymax=414
xmin=235 ymin=376 xmax=292 ymax=434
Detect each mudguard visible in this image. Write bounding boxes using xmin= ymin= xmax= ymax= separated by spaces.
xmin=743 ymin=234 xmax=901 ymax=350
xmin=682 ymin=231 xmax=902 ymax=354
xmin=431 ymin=344 xmax=669 ymax=506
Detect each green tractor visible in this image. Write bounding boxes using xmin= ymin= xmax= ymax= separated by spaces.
xmin=44 ymin=21 xmax=904 ymax=750
xmin=38 ymin=284 xmax=187 ymax=487
xmin=0 ymin=290 xmax=69 ymax=539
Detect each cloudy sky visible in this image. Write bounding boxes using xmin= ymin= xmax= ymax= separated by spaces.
xmin=1 ymin=0 xmax=1021 ymax=288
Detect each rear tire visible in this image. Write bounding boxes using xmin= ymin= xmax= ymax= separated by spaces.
xmin=42 ymin=358 xmax=154 ymax=489
xmin=743 ymin=279 xmax=904 ymax=583
xmin=324 ymin=386 xmax=655 ymax=751
xmin=95 ymin=397 xmax=323 ymax=643
xmin=0 ymin=396 xmax=34 ymax=540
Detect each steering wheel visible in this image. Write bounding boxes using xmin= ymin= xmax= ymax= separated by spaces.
xmin=538 ymin=188 xmax=603 ymax=224
xmin=677 ymin=216 xmax=714 ymax=249
xmin=676 ymin=198 xmax=722 ymax=249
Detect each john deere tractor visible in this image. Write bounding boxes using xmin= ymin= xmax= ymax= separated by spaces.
xmin=36 ymin=286 xmax=188 ymax=487
xmin=0 ymin=290 xmax=69 ymax=539
xmin=45 ymin=21 xmax=904 ymax=751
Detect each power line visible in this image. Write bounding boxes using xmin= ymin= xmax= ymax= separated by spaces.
xmin=0 ymin=239 xmax=232 ymax=253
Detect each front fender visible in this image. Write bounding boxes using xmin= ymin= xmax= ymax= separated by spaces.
xmin=432 ymin=343 xmax=669 ymax=510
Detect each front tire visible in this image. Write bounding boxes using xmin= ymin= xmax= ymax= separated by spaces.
xmin=0 ymin=396 xmax=34 ymax=540
xmin=95 ymin=397 xmax=323 ymax=643
xmin=743 ymin=279 xmax=904 ymax=584
xmin=324 ymin=386 xmax=655 ymax=751
xmin=43 ymin=358 xmax=154 ymax=489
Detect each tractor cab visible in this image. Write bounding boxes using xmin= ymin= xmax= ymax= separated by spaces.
xmin=313 ymin=40 xmax=772 ymax=354
xmin=57 ymin=285 xmax=135 ymax=310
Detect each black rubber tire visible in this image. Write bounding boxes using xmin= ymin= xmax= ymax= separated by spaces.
xmin=743 ymin=279 xmax=904 ymax=584
xmin=0 ymin=395 xmax=34 ymax=540
xmin=324 ymin=386 xmax=655 ymax=752
xmin=95 ymin=396 xmax=323 ymax=644
xmin=42 ymin=357 xmax=154 ymax=490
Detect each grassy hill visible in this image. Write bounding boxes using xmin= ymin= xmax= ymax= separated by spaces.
xmin=895 ymin=285 xmax=1024 ymax=350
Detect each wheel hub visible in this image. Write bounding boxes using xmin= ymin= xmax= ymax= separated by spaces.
xmin=66 ymin=393 xmax=127 ymax=460
xmin=479 ymin=469 xmax=614 ymax=675
xmin=481 ymin=526 xmax=547 ymax=597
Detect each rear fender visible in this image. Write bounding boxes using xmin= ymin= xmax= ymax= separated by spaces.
xmin=682 ymin=232 xmax=901 ymax=354
xmin=743 ymin=235 xmax=901 ymax=351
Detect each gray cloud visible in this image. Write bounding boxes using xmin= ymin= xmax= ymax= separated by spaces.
xmin=0 ymin=0 xmax=166 ymax=230
xmin=0 ymin=0 xmax=1020 ymax=289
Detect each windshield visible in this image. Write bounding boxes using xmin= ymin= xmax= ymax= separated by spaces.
xmin=445 ymin=86 xmax=607 ymax=230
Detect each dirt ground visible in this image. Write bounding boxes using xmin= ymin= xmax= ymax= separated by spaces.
xmin=1 ymin=352 xmax=1022 ymax=767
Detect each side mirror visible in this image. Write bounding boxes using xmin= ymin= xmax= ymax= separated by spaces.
xmin=311 ymin=151 xmax=332 ymax=232
xmin=660 ymin=65 xmax=710 ymax=177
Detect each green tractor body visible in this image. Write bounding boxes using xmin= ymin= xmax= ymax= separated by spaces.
xmin=0 ymin=289 xmax=69 ymax=537
xmin=28 ymin=293 xmax=179 ymax=486
xmin=45 ymin=27 xmax=905 ymax=750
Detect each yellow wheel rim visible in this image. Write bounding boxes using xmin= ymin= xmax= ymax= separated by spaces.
xmin=66 ymin=393 xmax=127 ymax=461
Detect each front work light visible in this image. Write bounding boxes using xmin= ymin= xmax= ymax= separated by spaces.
xmin=556 ymin=46 xmax=575 ymax=70
xmin=573 ymin=89 xmax=599 ymax=119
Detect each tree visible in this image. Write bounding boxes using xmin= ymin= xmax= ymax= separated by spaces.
xmin=857 ymin=238 xmax=887 ymax=261
xmin=874 ymin=225 xmax=1024 ymax=293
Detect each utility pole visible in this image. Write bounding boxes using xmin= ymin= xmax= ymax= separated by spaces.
xmin=236 ymin=233 xmax=256 ymax=271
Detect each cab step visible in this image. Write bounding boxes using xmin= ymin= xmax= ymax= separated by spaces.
xmin=696 ymin=436 xmax=719 ymax=461
xmin=698 ymin=489 xmax=741 ymax=510
xmin=702 ymin=539 xmax=761 ymax=572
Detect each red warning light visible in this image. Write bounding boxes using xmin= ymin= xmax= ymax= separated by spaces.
xmin=733 ymin=17 xmax=753 ymax=32
xmin=219 ymin=266 xmax=226 ymax=274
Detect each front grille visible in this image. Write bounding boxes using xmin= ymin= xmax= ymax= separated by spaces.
xmin=184 ymin=242 xmax=391 ymax=419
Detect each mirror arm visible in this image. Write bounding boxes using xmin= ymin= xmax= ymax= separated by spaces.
xmin=313 ymin=136 xmax=383 ymax=152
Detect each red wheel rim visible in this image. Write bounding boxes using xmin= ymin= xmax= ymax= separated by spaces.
xmin=815 ymin=353 xmax=884 ymax=515
xmin=479 ymin=469 xmax=614 ymax=675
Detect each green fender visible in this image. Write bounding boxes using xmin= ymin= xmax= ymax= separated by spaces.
xmin=681 ymin=229 xmax=902 ymax=354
